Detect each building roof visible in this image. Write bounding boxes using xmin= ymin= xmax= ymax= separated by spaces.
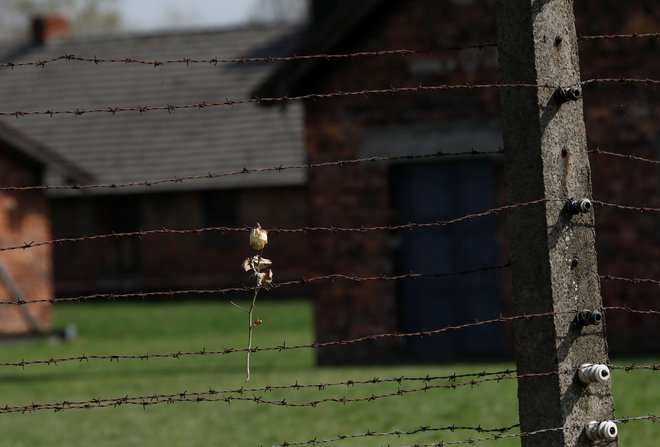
xmin=0 ymin=24 xmax=306 ymax=195
xmin=255 ymin=1 xmax=386 ymax=98
xmin=0 ymin=120 xmax=92 ymax=183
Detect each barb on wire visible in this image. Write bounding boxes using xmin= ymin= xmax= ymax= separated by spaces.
xmin=589 ymin=149 xmax=660 ymax=165
xmin=385 ymin=415 xmax=657 ymax=447
xmin=1 ymin=32 xmax=656 ymax=71
xmin=0 ymin=199 xmax=547 ymax=253
xmin=0 ymin=82 xmax=548 ymax=118
xmin=0 ymin=371 xmax=556 ymax=414
xmin=0 ymin=149 xmax=503 ymax=192
xmin=0 ymin=264 xmax=510 ymax=305
xmin=0 ymin=305 xmax=653 ymax=369
xmin=270 ymin=423 xmax=520 ymax=447
xmin=594 ymin=201 xmax=660 ymax=213
xmin=600 ymin=274 xmax=660 ymax=286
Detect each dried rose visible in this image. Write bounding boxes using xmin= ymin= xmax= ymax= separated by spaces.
xmin=241 ymin=256 xmax=272 ymax=272
xmin=249 ymin=224 xmax=268 ymax=251
xmin=256 ymin=269 xmax=273 ymax=289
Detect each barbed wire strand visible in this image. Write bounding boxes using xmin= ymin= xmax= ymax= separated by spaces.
xmin=0 ymin=264 xmax=510 ymax=305
xmin=579 ymin=32 xmax=660 ymax=41
xmin=4 ymin=198 xmax=658 ymax=254
xmin=0 ymin=366 xmax=655 ymax=418
xmin=0 ymin=306 xmax=655 ymax=369
xmin=0 ymin=371 xmax=558 ymax=414
xmin=588 ymin=149 xmax=660 ymax=165
xmin=595 ymin=201 xmax=660 ymax=213
xmin=1 ymin=32 xmax=657 ymax=70
xmin=0 ymin=149 xmax=504 ymax=192
xmin=0 ymin=44 xmax=495 ymax=70
xmin=3 ymin=268 xmax=657 ymax=306
xmin=600 ymin=275 xmax=660 ymax=286
xmin=383 ymin=415 xmax=657 ymax=447
xmin=0 ymin=370 xmax=522 ymax=414
xmin=270 ymin=423 xmax=521 ymax=447
xmin=581 ymin=77 xmax=660 ymax=87
xmin=271 ymin=413 xmax=660 ymax=447
xmin=0 ymin=199 xmax=548 ymax=253
xmin=0 ymin=82 xmax=548 ymax=118
xmin=608 ymin=364 xmax=660 ymax=372
xmin=0 ymin=148 xmax=654 ymax=194
xmin=3 ymin=365 xmax=655 ymax=416
xmin=1 ymin=78 xmax=658 ymax=118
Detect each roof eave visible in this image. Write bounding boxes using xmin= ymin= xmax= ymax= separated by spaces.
xmin=0 ymin=121 xmax=94 ymax=185
xmin=253 ymin=0 xmax=387 ymax=100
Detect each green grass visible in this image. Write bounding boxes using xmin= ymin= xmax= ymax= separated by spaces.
xmin=0 ymin=301 xmax=656 ymax=446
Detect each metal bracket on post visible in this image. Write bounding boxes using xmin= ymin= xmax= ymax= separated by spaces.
xmin=496 ymin=0 xmax=616 ymax=445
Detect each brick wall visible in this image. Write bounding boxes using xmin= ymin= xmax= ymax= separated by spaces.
xmin=51 ymin=187 xmax=309 ymax=300
xmin=0 ymin=148 xmax=52 ymax=334
xmin=576 ymin=1 xmax=660 ymax=353
xmin=302 ymin=0 xmax=659 ymax=362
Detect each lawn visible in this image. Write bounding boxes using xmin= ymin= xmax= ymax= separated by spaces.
xmin=0 ymin=301 xmax=656 ymax=446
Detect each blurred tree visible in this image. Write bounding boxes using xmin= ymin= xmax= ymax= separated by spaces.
xmin=0 ymin=0 xmax=121 ymax=42
xmin=249 ymin=0 xmax=307 ymax=24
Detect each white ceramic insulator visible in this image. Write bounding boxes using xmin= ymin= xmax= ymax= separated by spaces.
xmin=585 ymin=420 xmax=618 ymax=441
xmin=578 ymin=363 xmax=610 ymax=384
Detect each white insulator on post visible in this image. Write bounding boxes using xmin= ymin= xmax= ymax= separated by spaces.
xmin=578 ymin=363 xmax=610 ymax=384
xmin=585 ymin=420 xmax=618 ymax=441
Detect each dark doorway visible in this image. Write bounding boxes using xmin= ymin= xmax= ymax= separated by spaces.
xmin=393 ymin=160 xmax=502 ymax=360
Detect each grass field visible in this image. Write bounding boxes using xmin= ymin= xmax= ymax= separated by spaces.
xmin=0 ymin=301 xmax=656 ymax=446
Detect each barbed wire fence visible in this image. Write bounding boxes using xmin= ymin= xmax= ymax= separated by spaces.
xmin=0 ymin=3 xmax=657 ymax=447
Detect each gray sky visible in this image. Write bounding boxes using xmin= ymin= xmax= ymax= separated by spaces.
xmin=117 ymin=0 xmax=262 ymax=30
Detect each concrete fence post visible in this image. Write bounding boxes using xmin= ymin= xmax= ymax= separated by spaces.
xmin=496 ymin=1 xmax=616 ymax=445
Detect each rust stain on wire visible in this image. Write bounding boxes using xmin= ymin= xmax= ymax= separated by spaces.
xmin=0 ymin=264 xmax=510 ymax=305
xmin=0 ymin=306 xmax=655 ymax=368
xmin=0 ymin=199 xmax=547 ymax=253
xmin=0 ymin=149 xmax=504 ymax=192
xmin=1 ymin=32 xmax=656 ymax=70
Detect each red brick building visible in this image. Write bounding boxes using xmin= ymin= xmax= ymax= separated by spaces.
xmin=0 ymin=3 xmax=656 ymax=359
xmin=258 ymin=0 xmax=659 ymax=362
xmin=0 ymin=122 xmax=88 ymax=334
xmin=0 ymin=20 xmax=310 ymax=299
